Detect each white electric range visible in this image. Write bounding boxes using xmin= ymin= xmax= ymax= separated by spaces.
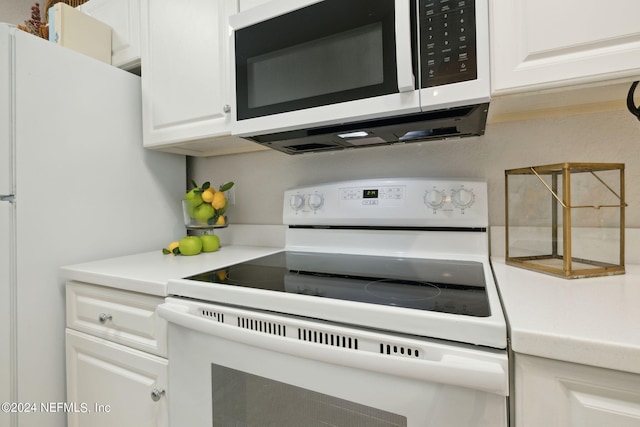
xmin=160 ymin=178 xmax=509 ymax=427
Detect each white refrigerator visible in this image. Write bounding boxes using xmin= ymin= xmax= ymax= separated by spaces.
xmin=0 ymin=24 xmax=185 ymax=427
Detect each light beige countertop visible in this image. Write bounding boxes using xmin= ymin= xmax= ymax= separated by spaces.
xmin=491 ymin=258 xmax=640 ymax=374
xmin=60 ymin=224 xmax=286 ymax=296
xmin=60 ymin=245 xmax=283 ymax=296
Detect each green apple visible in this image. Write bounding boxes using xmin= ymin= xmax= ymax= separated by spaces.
xmin=184 ymin=202 xmax=196 ymax=218
xmin=194 ymin=203 xmax=215 ymax=223
xmin=200 ymin=234 xmax=220 ymax=252
xmin=184 ymin=188 xmax=203 ymax=208
xmin=178 ymin=236 xmax=202 ymax=256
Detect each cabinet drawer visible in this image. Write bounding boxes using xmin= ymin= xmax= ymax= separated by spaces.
xmin=66 ymin=281 xmax=167 ymax=357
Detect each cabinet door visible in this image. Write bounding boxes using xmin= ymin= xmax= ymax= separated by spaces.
xmin=78 ymin=0 xmax=141 ymax=71
xmin=66 ymin=329 xmax=168 ymax=427
xmin=490 ymin=0 xmax=640 ymax=94
xmin=515 ymin=354 xmax=640 ymax=427
xmin=140 ymin=0 xmax=265 ymax=156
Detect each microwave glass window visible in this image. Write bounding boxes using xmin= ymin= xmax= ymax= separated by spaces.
xmin=212 ymin=364 xmax=407 ymax=427
xmin=247 ymin=22 xmax=384 ymax=109
xmin=235 ymin=0 xmax=403 ymax=120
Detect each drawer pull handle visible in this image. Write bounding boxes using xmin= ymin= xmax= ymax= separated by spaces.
xmin=150 ymin=388 xmax=165 ymax=402
xmin=98 ymin=313 xmax=112 ymax=323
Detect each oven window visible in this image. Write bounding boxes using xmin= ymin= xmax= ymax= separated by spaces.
xmin=212 ymin=364 xmax=407 ymax=427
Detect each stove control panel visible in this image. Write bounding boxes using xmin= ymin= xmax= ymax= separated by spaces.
xmin=283 ymin=178 xmax=487 ymax=228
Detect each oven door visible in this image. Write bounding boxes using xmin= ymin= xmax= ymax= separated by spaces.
xmin=230 ymin=0 xmax=420 ymax=137
xmin=159 ymin=298 xmax=508 ymax=427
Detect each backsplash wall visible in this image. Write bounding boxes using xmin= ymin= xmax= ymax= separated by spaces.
xmin=0 ymin=1 xmax=38 ymax=28
xmin=191 ymin=108 xmax=640 ymax=228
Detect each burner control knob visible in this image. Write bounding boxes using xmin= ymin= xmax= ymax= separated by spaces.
xmin=451 ymin=188 xmax=475 ymax=209
xmin=424 ymin=189 xmax=446 ymax=209
xmin=307 ymin=193 xmax=324 ymax=210
xmin=290 ymin=194 xmax=305 ymax=211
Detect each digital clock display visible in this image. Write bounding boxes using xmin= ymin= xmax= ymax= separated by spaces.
xmin=363 ymin=189 xmax=378 ymax=199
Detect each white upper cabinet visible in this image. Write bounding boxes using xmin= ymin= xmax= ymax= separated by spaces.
xmin=78 ymin=0 xmax=141 ymax=71
xmin=140 ymin=0 xmax=266 ymax=156
xmin=490 ymin=0 xmax=640 ymax=95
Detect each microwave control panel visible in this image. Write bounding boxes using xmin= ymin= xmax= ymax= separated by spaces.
xmin=419 ymin=0 xmax=478 ymax=88
xmin=283 ymin=178 xmax=487 ymax=228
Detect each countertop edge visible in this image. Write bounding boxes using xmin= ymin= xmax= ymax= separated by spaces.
xmin=510 ymin=328 xmax=640 ymax=375
xmin=60 ymin=267 xmax=169 ymax=297
xmin=491 ymin=257 xmax=640 ymax=375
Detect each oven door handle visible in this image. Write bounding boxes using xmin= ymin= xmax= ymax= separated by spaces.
xmin=158 ymin=302 xmax=508 ymax=396
xmin=396 ymin=0 xmax=415 ymax=92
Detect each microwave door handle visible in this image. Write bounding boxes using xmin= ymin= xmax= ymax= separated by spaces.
xmin=395 ymin=0 xmax=415 ymax=92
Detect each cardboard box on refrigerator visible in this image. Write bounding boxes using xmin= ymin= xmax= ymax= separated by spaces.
xmin=48 ymin=2 xmax=111 ymax=64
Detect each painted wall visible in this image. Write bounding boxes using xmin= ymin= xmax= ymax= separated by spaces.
xmin=0 ymin=0 xmax=39 ymax=28
xmin=191 ymin=107 xmax=640 ymax=228
xmin=5 ymin=0 xmax=637 ymax=232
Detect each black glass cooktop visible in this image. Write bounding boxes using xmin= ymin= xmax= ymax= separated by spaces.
xmin=185 ymin=251 xmax=490 ymax=317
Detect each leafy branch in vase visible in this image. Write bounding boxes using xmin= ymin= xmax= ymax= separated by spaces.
xmin=17 ymin=2 xmax=48 ymax=39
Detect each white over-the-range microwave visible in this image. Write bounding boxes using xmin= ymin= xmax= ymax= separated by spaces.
xmin=229 ymin=0 xmax=490 ymax=154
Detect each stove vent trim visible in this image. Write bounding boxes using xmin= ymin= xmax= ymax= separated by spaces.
xmin=197 ymin=304 xmax=430 ymax=361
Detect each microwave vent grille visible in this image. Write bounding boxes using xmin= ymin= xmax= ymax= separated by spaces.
xmin=247 ymin=104 xmax=489 ymax=155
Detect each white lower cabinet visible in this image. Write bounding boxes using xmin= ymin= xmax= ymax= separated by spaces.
xmin=65 ymin=330 xmax=168 ymax=427
xmin=515 ymin=353 xmax=640 ymax=427
xmin=65 ymin=282 xmax=168 ymax=427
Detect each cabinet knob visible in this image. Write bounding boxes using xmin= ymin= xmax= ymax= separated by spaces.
xmin=151 ymin=388 xmax=166 ymax=402
xmin=223 ymin=104 xmax=231 ymax=113
xmin=98 ymin=313 xmax=112 ymax=323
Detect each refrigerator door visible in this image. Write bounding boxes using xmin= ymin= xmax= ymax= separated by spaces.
xmin=12 ymin=29 xmax=184 ymax=427
xmin=0 ymin=25 xmax=13 ymax=196
xmin=0 ymin=201 xmax=14 ymax=427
